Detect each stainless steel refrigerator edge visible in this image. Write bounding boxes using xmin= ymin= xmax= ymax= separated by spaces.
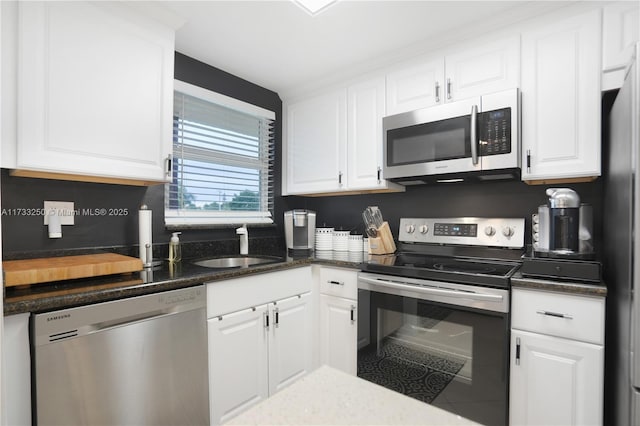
xmin=604 ymin=43 xmax=640 ymax=426
xmin=32 ymin=285 xmax=209 ymax=426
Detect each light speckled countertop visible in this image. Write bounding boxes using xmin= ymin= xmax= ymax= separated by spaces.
xmin=226 ymin=366 xmax=480 ymax=426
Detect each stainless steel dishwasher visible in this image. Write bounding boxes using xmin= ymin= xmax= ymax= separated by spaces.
xmin=32 ymin=285 xmax=209 ymax=426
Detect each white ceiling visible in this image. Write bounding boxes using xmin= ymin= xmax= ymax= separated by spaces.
xmin=163 ymin=0 xmax=572 ymax=99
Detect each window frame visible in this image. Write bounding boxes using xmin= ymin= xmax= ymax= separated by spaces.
xmin=165 ymin=80 xmax=276 ymax=227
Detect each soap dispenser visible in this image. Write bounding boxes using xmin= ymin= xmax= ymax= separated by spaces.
xmin=168 ymin=232 xmax=182 ymax=263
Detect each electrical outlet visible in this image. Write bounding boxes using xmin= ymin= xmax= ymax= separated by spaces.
xmin=43 ymin=201 xmax=75 ymax=225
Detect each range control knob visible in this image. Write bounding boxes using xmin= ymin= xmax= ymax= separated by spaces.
xmin=419 ymin=225 xmax=429 ymax=234
xmin=405 ymin=224 xmax=416 ymax=234
xmin=484 ymin=226 xmax=496 ymax=236
xmin=502 ymin=226 xmax=514 ymax=237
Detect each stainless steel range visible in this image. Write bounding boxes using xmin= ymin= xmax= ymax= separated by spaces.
xmin=358 ymin=217 xmax=525 ymax=426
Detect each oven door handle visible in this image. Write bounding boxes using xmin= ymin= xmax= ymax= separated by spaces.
xmin=358 ymin=276 xmax=504 ymax=302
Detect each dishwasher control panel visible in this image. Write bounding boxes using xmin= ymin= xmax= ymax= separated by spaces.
xmin=33 ymin=285 xmax=206 ymax=345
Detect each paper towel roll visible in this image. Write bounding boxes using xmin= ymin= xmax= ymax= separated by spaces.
xmin=138 ymin=207 xmax=152 ymax=265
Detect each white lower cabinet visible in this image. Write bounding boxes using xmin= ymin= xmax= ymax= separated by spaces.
xmin=206 ymin=267 xmax=313 ymax=426
xmin=268 ymin=294 xmax=314 ymax=395
xmin=318 ymin=266 xmax=358 ymax=375
xmin=208 ymin=305 xmax=269 ymax=425
xmin=510 ymin=329 xmax=604 ymax=426
xmin=2 ymin=313 xmax=32 ymax=426
xmin=509 ymin=287 xmax=605 ymax=426
xmin=319 ymin=294 xmax=357 ymax=375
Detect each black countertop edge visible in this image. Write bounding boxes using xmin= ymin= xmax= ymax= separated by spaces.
xmin=4 ymin=256 xmax=363 ymax=316
xmin=511 ymin=272 xmax=607 ymax=297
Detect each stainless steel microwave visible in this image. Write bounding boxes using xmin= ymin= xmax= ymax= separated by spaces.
xmin=383 ymin=88 xmax=520 ymax=184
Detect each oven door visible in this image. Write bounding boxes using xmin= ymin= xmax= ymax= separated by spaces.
xmin=383 ymin=97 xmax=481 ymax=179
xmin=357 ymin=272 xmax=509 ymax=426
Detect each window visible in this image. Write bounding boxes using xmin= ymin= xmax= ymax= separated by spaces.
xmin=166 ymin=81 xmax=276 ymax=226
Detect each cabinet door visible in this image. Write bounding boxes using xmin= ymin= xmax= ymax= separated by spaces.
xmin=208 ymin=305 xmax=269 ymax=426
xmin=268 ymin=293 xmax=313 ymax=395
xmin=347 ymin=77 xmax=387 ymax=190
xmin=445 ymin=36 xmax=520 ymax=102
xmin=17 ymin=2 xmax=173 ymax=183
xmin=603 ymin=2 xmax=640 ymax=72
xmin=510 ymin=329 xmax=604 ymax=426
xmin=386 ymin=57 xmax=445 ymax=115
xmin=2 ymin=313 xmax=32 ymax=426
xmin=521 ymin=9 xmax=601 ymax=181
xmin=285 ymin=90 xmax=347 ymax=194
xmin=319 ymin=295 xmax=357 ymax=375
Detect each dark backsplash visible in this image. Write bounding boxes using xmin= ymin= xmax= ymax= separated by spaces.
xmin=282 ymin=179 xmax=604 ymax=252
xmin=1 ymin=167 xmax=603 ymax=257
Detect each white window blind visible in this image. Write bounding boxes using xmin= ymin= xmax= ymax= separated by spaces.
xmin=165 ymin=81 xmax=275 ymax=226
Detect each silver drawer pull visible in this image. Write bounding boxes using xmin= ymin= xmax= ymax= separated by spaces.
xmin=328 ymin=280 xmax=345 ymax=286
xmin=536 ymin=310 xmax=573 ymax=320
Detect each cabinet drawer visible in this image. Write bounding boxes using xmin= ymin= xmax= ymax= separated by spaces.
xmin=319 ymin=267 xmax=358 ymax=300
xmin=511 ymin=288 xmax=605 ymax=344
xmin=207 ymin=266 xmax=312 ymax=318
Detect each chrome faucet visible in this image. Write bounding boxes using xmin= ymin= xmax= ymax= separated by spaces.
xmin=236 ymin=224 xmax=248 ymax=255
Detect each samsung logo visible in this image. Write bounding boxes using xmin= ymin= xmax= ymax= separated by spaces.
xmin=47 ymin=314 xmax=71 ymax=322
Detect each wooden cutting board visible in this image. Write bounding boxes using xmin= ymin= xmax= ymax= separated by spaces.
xmin=3 ymin=253 xmax=143 ymax=287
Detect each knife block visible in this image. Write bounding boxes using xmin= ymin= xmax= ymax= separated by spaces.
xmin=368 ymin=221 xmax=397 ymax=255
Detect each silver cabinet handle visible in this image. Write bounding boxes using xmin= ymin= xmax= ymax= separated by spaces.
xmin=470 ymin=105 xmax=478 ymax=166
xmin=446 ymin=78 xmax=452 ymax=100
xmin=435 ymin=82 xmax=440 ymax=103
xmin=526 ymin=149 xmax=532 ymax=173
xmin=263 ymin=311 xmax=270 ymax=329
xmin=350 ymin=305 xmax=356 ymax=323
xmin=536 ymin=310 xmax=573 ymax=320
xmin=338 ymin=171 xmax=343 ymax=186
xmin=327 ymin=280 xmax=344 ymax=286
xmin=377 ymin=167 xmax=382 ymax=184
xmin=274 ymin=307 xmax=280 ymax=328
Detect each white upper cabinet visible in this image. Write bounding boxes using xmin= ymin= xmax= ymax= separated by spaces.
xmin=285 ymin=89 xmax=347 ymax=194
xmin=386 ymin=57 xmax=445 ymax=115
xmin=16 ymin=1 xmax=176 ymax=184
xmin=444 ymin=36 xmax=520 ymax=102
xmin=602 ymin=1 xmax=640 ymax=90
xmin=521 ymin=9 xmax=602 ymax=182
xmin=347 ymin=76 xmax=398 ymax=191
xmin=385 ymin=36 xmax=520 ymax=115
xmin=285 ymin=79 xmax=403 ymax=195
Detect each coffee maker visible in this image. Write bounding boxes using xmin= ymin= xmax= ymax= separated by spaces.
xmin=284 ymin=210 xmax=316 ymax=253
xmin=533 ymin=188 xmax=594 ymax=258
xmin=526 ymin=188 xmax=599 ymax=282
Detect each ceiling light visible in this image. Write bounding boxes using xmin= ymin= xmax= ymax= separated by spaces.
xmin=293 ymin=0 xmax=338 ymax=16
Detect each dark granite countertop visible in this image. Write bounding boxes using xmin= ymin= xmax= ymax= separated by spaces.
xmin=511 ymin=271 xmax=607 ymax=297
xmin=4 ymin=251 xmax=364 ymax=316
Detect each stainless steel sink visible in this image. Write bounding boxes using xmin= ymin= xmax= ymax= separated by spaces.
xmin=192 ymin=255 xmax=283 ymax=269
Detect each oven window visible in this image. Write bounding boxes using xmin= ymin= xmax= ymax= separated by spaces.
xmin=358 ymin=290 xmax=508 ymax=426
xmin=386 ymin=115 xmax=471 ymax=166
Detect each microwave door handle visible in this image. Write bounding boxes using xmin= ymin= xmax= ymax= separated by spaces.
xmin=470 ymin=105 xmax=479 ymax=166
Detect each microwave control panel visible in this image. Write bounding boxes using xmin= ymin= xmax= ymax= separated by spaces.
xmin=479 ymin=108 xmax=511 ymax=156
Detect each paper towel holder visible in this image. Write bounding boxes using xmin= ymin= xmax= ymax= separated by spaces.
xmin=48 ymin=211 xmax=62 ymax=238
